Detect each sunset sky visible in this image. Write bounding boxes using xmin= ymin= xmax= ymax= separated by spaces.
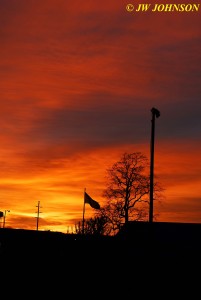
xmin=0 ymin=0 xmax=201 ymax=233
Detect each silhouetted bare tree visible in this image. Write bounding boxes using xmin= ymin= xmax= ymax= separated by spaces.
xmin=97 ymin=152 xmax=164 ymax=235
xmin=84 ymin=216 xmax=109 ymax=235
xmin=75 ymin=216 xmax=110 ymax=235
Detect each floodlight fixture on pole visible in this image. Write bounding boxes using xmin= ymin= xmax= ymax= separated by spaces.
xmin=149 ymin=107 xmax=160 ymax=223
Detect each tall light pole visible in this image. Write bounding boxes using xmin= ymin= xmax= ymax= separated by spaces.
xmin=3 ymin=210 xmax=10 ymax=228
xmin=149 ymin=107 xmax=160 ymax=223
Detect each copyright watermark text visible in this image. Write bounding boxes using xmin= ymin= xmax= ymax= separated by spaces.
xmin=126 ymin=3 xmax=200 ymax=12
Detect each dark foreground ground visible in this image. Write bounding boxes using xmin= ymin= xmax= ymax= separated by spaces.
xmin=0 ymin=222 xmax=201 ymax=295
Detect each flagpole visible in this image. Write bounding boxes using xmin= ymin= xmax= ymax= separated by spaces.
xmin=82 ymin=188 xmax=86 ymax=234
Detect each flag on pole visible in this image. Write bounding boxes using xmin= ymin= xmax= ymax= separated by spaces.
xmin=84 ymin=192 xmax=100 ymax=209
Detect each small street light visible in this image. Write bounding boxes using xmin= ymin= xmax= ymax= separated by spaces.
xmin=0 ymin=211 xmax=3 ymax=228
xmin=3 ymin=210 xmax=10 ymax=228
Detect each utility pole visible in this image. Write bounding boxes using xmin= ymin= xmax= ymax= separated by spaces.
xmin=149 ymin=107 xmax=160 ymax=223
xmin=36 ymin=201 xmax=42 ymax=231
